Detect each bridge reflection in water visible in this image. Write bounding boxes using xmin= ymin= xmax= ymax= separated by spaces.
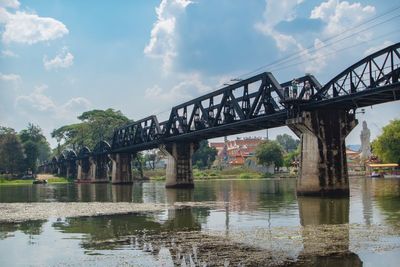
xmin=296 ymin=197 xmax=362 ymax=267
xmin=2 ymin=178 xmax=400 ymax=265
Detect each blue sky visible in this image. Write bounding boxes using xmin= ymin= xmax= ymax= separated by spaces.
xmin=1 ymin=0 xmax=399 ymax=147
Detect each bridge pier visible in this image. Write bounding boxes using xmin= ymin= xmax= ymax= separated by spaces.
xmin=93 ymin=155 xmax=110 ymax=183
xmin=161 ymin=142 xmax=198 ymax=188
xmin=287 ymin=110 xmax=357 ymax=197
xmin=76 ymin=157 xmax=95 ymax=182
xmin=109 ymin=153 xmax=133 ymax=184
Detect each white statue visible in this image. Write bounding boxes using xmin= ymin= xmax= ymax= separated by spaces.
xmin=360 ymin=121 xmax=372 ymax=161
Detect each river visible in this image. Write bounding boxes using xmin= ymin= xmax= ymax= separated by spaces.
xmin=0 ymin=177 xmax=399 ymax=266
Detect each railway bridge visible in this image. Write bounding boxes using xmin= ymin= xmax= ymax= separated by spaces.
xmin=39 ymin=43 xmax=400 ymax=197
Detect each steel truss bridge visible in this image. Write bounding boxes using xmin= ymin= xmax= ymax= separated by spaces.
xmin=43 ymin=42 xmax=400 ymax=171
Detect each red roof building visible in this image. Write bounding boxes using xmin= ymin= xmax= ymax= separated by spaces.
xmin=210 ymin=137 xmax=264 ymax=166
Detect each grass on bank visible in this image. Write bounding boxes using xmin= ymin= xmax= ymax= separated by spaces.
xmin=143 ymin=167 xmax=288 ymax=181
xmin=0 ymin=176 xmax=70 ymax=186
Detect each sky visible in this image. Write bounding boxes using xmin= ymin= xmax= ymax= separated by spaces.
xmin=0 ymin=0 xmax=399 ymax=148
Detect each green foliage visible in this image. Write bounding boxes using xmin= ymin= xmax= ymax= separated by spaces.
xmin=51 ymin=109 xmax=131 ymax=150
xmin=283 ymin=146 xmax=300 ymax=167
xmin=276 ymin=134 xmax=300 ymax=152
xmin=22 ymin=141 xmax=39 ymax=172
xmin=255 ymin=140 xmax=284 ymax=168
xmin=46 ymin=177 xmax=69 ymax=183
xmin=144 ymin=150 xmax=161 ymax=170
xmin=238 ymin=173 xmax=260 ymax=179
xmin=0 ymin=177 xmax=69 ymax=186
xmin=0 ymin=127 xmax=25 ymax=174
xmin=372 ymin=119 xmax=400 ymax=163
xmin=19 ymin=124 xmax=51 ymax=173
xmin=133 ymin=152 xmax=145 ymax=178
xmin=192 ymin=140 xmax=217 ymax=169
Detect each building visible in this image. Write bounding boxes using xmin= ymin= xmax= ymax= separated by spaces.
xmin=210 ymin=137 xmax=264 ymax=166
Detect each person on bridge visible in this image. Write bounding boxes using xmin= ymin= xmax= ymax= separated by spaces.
xmin=304 ymin=80 xmax=311 ymax=100
xmin=284 ymin=86 xmax=290 ymax=99
xmin=291 ymin=79 xmax=298 ymax=98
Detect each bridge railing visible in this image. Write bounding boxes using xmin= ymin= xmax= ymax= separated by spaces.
xmin=313 ymin=42 xmax=400 ymax=100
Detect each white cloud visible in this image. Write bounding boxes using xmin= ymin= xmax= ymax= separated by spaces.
xmin=145 ymin=72 xmax=210 ymax=103
xmin=1 ymin=49 xmax=18 ymax=57
xmin=297 ymin=39 xmax=333 ymax=73
xmin=0 ymin=7 xmax=10 ymax=23
xmin=0 ymin=72 xmax=20 ymax=81
xmin=255 ymin=0 xmax=303 ymax=51
xmin=144 ymin=0 xmax=192 ymax=72
xmin=43 ymin=47 xmax=74 ymax=70
xmin=0 ymin=0 xmax=20 ymax=9
xmin=16 ymin=85 xmax=55 ymax=111
xmin=15 ymin=84 xmax=91 ymax=117
xmin=364 ymin=40 xmax=394 ymax=56
xmin=310 ymin=0 xmax=375 ymax=37
xmin=61 ymin=97 xmax=91 ymax=112
xmin=1 ymin=9 xmax=68 ymax=44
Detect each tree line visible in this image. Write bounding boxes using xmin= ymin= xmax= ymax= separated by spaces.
xmin=0 ymin=124 xmax=51 ymax=176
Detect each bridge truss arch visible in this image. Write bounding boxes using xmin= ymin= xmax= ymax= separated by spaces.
xmin=310 ymin=42 xmax=400 ymax=109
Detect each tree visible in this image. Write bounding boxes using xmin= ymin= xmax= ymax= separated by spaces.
xmin=283 ymin=147 xmax=300 ymax=168
xmin=22 ymin=141 xmax=39 ymax=172
xmin=19 ymin=124 xmax=51 ymax=172
xmin=192 ymin=140 xmax=217 ymax=169
xmin=133 ymin=152 xmax=145 ymax=178
xmin=276 ymin=134 xmax=299 ymax=152
xmin=144 ymin=150 xmax=159 ymax=170
xmin=255 ymin=140 xmax=283 ymax=170
xmin=51 ymin=109 xmax=131 ymax=150
xmin=372 ymin=119 xmax=400 ymax=163
xmin=0 ymin=127 xmax=25 ymax=175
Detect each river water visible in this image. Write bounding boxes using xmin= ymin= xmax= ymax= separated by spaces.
xmin=0 ymin=177 xmax=399 ymax=266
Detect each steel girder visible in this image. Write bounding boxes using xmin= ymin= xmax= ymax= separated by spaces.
xmin=160 ymin=72 xmax=286 ymax=138
xmin=309 ymin=42 xmax=400 ymax=109
xmin=111 ymin=115 xmax=161 ymax=152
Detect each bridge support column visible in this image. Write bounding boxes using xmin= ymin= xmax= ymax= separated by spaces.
xmin=110 ymin=153 xmax=132 ymax=184
xmin=93 ymin=157 xmax=110 ymax=183
xmin=161 ymin=142 xmax=198 ymax=188
xmin=76 ymin=158 xmax=95 ymax=182
xmin=89 ymin=157 xmax=97 ymax=182
xmin=66 ymin=166 xmax=71 ymax=179
xmin=287 ymin=110 xmax=357 ymax=197
xmin=66 ymin=162 xmax=77 ymax=179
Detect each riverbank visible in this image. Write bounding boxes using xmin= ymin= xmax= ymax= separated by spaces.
xmin=0 ymin=175 xmax=69 ymax=186
xmin=144 ymin=167 xmax=297 ymax=180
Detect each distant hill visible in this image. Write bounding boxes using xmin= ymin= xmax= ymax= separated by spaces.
xmin=347 ymin=144 xmax=361 ymax=152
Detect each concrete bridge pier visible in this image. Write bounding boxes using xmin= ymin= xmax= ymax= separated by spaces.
xmin=161 ymin=142 xmax=198 ymax=188
xmin=66 ymin=161 xmax=77 ymax=179
xmin=89 ymin=157 xmax=97 ymax=182
xmin=109 ymin=153 xmax=133 ymax=184
xmin=93 ymin=156 xmax=110 ymax=183
xmin=76 ymin=157 xmax=95 ymax=182
xmin=287 ymin=110 xmax=357 ymax=197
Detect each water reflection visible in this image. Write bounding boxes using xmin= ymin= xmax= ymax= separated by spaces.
xmin=0 ymin=220 xmax=46 ymax=240
xmin=296 ymin=197 xmax=362 ymax=267
xmin=0 ymin=178 xmax=399 ymax=266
